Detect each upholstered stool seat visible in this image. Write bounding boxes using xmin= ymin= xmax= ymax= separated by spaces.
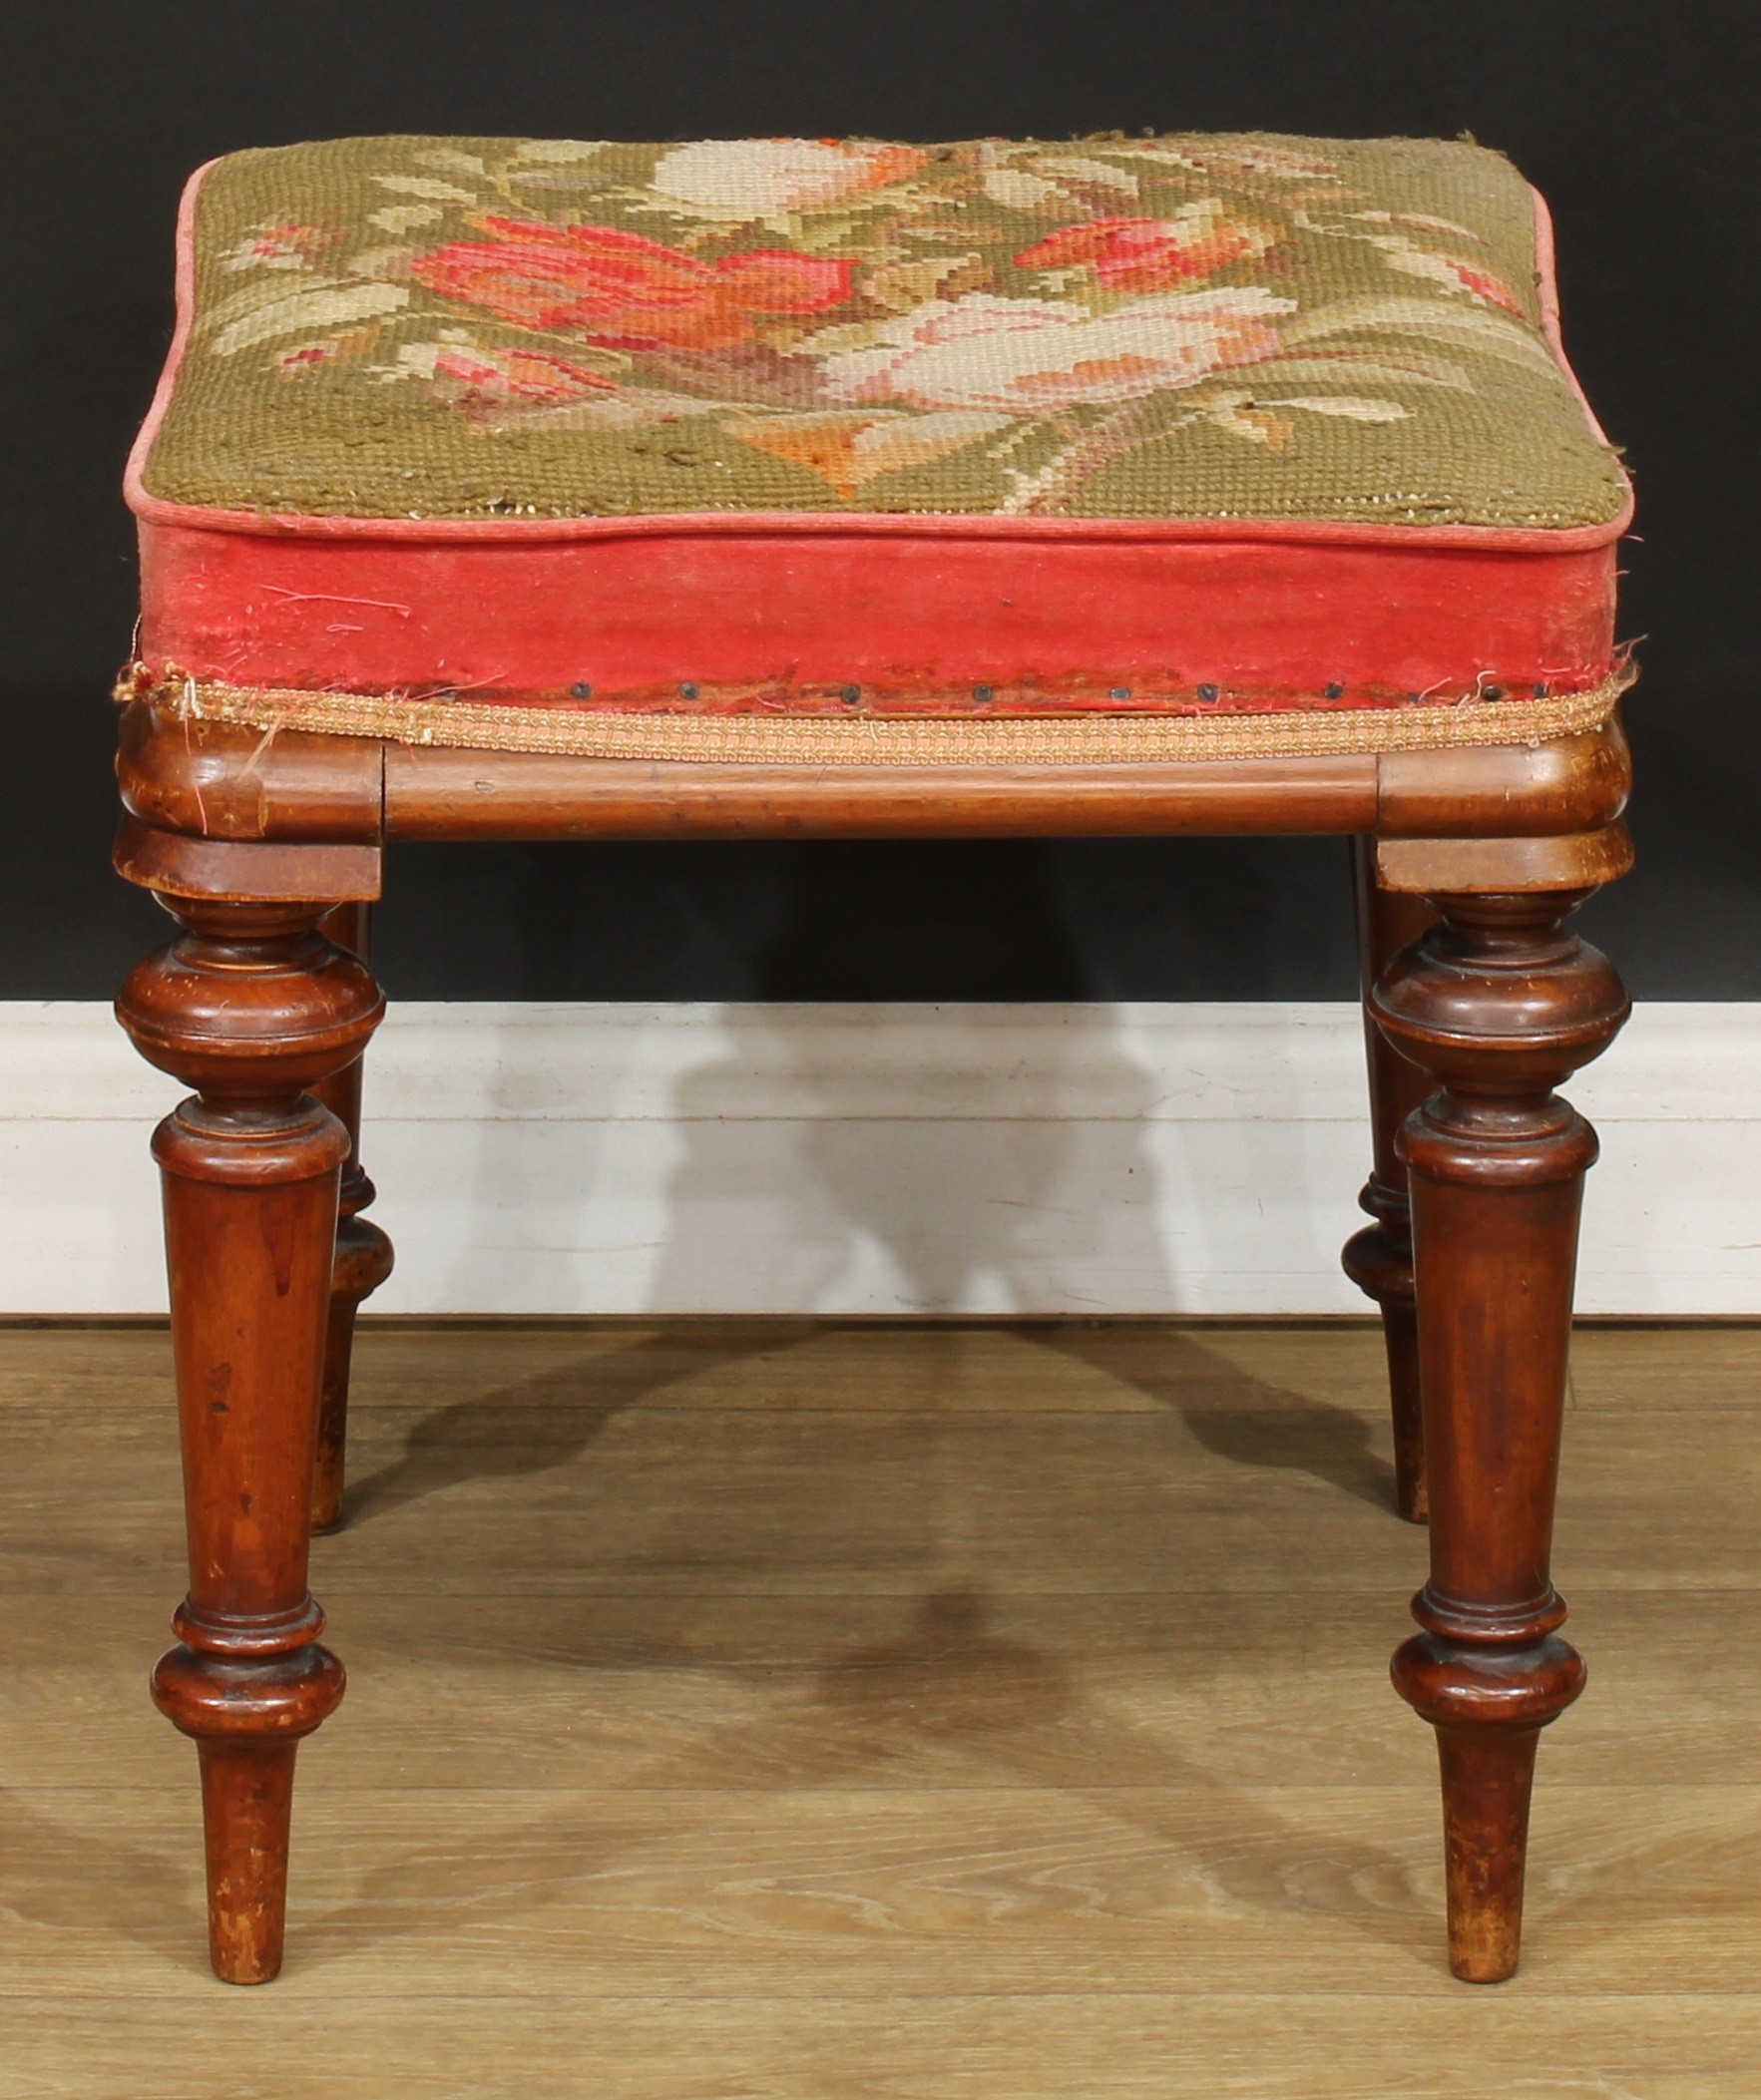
xmin=113 ymin=134 xmax=1637 ymax=1988
xmin=126 ymin=130 xmax=1628 ymax=762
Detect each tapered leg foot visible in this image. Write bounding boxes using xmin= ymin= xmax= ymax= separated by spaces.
xmin=1435 ymin=1725 xmax=1540 ymax=1981
xmin=310 ymin=907 xmax=393 ymax=1534
xmin=1342 ymin=1223 xmax=1426 ymax=1521
xmin=1393 ymin=1623 xmax=1585 ymax=1980
xmin=119 ymin=895 xmax=383 ymax=1981
xmin=1380 ymin=1298 xmax=1425 ymax=1524
xmin=1344 ymin=841 xmax=1438 ymax=1523
xmin=311 ymin=1183 xmax=394 ymax=1533
xmin=1373 ymin=886 xmax=1627 ymax=1980
xmin=197 ymin=1743 xmax=300 ymax=1985
xmin=152 ymin=1626 xmax=346 ymax=1982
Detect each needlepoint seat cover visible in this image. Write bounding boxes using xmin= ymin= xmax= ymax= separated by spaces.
xmin=125 ymin=132 xmax=1633 ymax=764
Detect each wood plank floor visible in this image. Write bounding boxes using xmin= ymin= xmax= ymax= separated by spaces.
xmin=1 ymin=1319 xmax=1758 ymax=2097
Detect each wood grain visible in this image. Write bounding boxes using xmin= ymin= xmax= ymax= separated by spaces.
xmin=1342 ymin=842 xmax=1437 ymax=1520
xmin=1 ymin=1319 xmax=1758 ymax=2091
xmin=115 ymin=897 xmax=387 ymax=1980
xmin=114 ymin=699 xmax=1632 ymax=850
xmin=1375 ymin=886 xmax=1630 ymax=1977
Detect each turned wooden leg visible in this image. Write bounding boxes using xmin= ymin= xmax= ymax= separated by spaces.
xmin=309 ymin=904 xmax=394 ymax=1534
xmin=1372 ymin=888 xmax=1627 ymax=1981
xmin=1342 ymin=838 xmax=1439 ymax=1522
xmin=117 ymin=897 xmax=384 ymax=1982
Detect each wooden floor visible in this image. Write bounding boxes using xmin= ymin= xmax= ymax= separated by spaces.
xmin=1 ymin=1320 xmax=1759 ymax=2097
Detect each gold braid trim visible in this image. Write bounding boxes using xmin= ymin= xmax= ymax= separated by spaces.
xmin=118 ymin=664 xmax=1634 ymax=766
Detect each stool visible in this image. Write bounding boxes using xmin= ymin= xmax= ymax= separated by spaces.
xmin=113 ymin=131 xmax=1635 ymax=1985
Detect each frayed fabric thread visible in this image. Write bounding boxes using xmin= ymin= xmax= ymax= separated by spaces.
xmin=116 ymin=662 xmax=1634 ymax=766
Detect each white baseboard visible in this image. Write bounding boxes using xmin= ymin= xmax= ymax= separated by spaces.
xmin=1 ymin=1001 xmax=1755 ymax=1315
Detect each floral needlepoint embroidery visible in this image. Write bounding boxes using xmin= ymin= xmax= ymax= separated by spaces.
xmin=1162 ymin=142 xmax=1341 ymax=180
xmin=816 ymin=289 xmax=1295 ymax=414
xmin=276 ymin=341 xmax=340 ymax=372
xmin=649 ymin=138 xmax=929 ymax=221
xmin=142 ymin=131 xmax=1630 ymax=530
xmin=731 ymin=409 xmax=1013 ymax=500
xmin=410 ymin=218 xmax=852 ymax=350
xmin=219 ymin=220 xmax=339 ymax=271
xmin=1014 ymin=206 xmax=1277 ymax=289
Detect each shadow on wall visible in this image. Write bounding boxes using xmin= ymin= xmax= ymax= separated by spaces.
xmin=434 ymin=839 xmax=1323 ymax=1315
xmin=646 ymin=999 xmax=1172 ymax=1314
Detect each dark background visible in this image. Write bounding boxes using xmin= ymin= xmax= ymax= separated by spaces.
xmin=4 ymin=1 xmax=1752 ymax=1002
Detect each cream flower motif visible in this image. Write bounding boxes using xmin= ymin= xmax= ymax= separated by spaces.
xmin=816 ymin=288 xmax=1295 ymax=413
xmin=1159 ymin=143 xmax=1339 ymax=180
xmin=650 ymin=138 xmax=926 ymax=221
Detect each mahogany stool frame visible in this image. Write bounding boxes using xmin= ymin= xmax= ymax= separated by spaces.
xmin=113 ymin=697 xmax=1633 ymax=1985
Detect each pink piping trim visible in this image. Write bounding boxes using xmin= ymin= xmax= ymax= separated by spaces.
xmin=1531 ymin=184 xmax=1616 ymax=449
xmin=124 ymin=153 xmax=1635 ymax=553
xmin=122 ymin=156 xmax=217 ymax=527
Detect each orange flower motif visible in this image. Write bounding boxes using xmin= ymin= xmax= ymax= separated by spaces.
xmin=411 ymin=217 xmax=853 ymax=350
xmin=1016 ymin=210 xmax=1275 ymax=292
xmin=431 ymin=345 xmax=618 ymax=406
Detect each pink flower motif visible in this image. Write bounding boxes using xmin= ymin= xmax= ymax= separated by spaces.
xmin=1448 ymin=262 xmax=1526 ymax=315
xmin=275 ymin=341 xmax=339 ymax=372
xmin=1016 ymin=210 xmax=1276 ymax=292
xmin=221 ymin=221 xmax=339 ymax=272
xmin=1379 ymin=241 xmax=1528 ymax=314
xmin=411 ymin=217 xmax=853 ymax=350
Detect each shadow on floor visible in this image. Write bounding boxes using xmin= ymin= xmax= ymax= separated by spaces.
xmin=1040 ymin=1325 xmax=1405 ymax=1518
xmin=341 ymin=1321 xmax=1402 ymax=1531
xmin=340 ymin=1322 xmax=806 ymax=1528
xmin=297 ymin=1567 xmax=1438 ymax=1981
xmin=0 ymin=1785 xmax=208 ymax=1974
xmin=301 ymin=1323 xmax=1435 ymax=1974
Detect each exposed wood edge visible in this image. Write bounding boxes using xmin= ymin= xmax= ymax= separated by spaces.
xmin=113 ymin=815 xmax=383 ymax=903
xmin=1375 ymin=714 xmax=1630 ymax=838
xmin=116 ymin=702 xmax=384 ymax=844
xmin=1375 ymin=822 xmax=1634 ymax=895
xmin=379 ymin=748 xmax=1381 ymax=839
xmin=112 ymin=700 xmax=1627 ymax=850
